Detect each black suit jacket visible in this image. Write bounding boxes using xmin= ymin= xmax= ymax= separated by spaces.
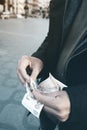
xmin=32 ymin=0 xmax=87 ymax=129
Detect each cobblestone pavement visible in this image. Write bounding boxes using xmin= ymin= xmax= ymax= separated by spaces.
xmin=0 ymin=18 xmax=49 ymax=130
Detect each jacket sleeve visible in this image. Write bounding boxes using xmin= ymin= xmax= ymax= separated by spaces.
xmin=32 ymin=0 xmax=56 ymax=68
xmin=32 ymin=0 xmax=65 ymax=70
xmin=64 ymin=84 xmax=87 ymax=123
xmin=63 ymin=48 xmax=87 ymax=123
xmin=32 ymin=34 xmax=49 ymax=64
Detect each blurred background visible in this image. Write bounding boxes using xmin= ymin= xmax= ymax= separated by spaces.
xmin=0 ymin=0 xmax=51 ymax=130
xmin=0 ymin=0 xmax=50 ymax=19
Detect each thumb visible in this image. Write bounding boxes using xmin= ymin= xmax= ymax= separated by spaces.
xmin=30 ymin=68 xmax=40 ymax=81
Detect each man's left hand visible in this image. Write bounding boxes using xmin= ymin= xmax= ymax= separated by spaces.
xmin=32 ymin=89 xmax=71 ymax=122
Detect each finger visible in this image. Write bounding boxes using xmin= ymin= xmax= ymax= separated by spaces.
xmin=44 ymin=106 xmax=58 ymax=116
xmin=17 ymin=70 xmax=25 ymax=85
xmin=18 ymin=55 xmax=31 ymax=65
xmin=30 ymin=68 xmax=39 ymax=81
xmin=18 ymin=57 xmax=31 ymax=82
xmin=44 ymin=106 xmax=65 ymax=121
xmin=32 ymin=89 xmax=41 ymax=99
xmin=45 ymin=105 xmax=69 ymax=122
xmin=18 ymin=60 xmax=31 ymax=70
xmin=32 ymin=90 xmax=59 ymax=110
xmin=19 ymin=67 xmax=30 ymax=83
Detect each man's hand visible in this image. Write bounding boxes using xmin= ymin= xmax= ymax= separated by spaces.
xmin=32 ymin=89 xmax=71 ymax=122
xmin=17 ymin=55 xmax=43 ymax=84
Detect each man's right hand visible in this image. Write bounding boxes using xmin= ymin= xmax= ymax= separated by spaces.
xmin=17 ymin=55 xmax=43 ymax=85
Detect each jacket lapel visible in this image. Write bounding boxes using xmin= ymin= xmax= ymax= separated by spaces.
xmin=56 ymin=0 xmax=87 ymax=83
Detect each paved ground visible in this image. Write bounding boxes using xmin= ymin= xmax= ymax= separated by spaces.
xmin=0 ymin=18 xmax=49 ymax=130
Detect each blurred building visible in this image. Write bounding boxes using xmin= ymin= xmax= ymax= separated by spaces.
xmin=0 ymin=0 xmax=5 ymax=13
xmin=0 ymin=0 xmax=50 ymax=18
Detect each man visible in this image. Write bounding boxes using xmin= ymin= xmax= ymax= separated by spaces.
xmin=24 ymin=1 xmax=29 ymax=19
xmin=17 ymin=0 xmax=87 ymax=130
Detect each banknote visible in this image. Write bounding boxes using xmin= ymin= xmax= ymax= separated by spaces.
xmin=38 ymin=73 xmax=67 ymax=93
xmin=22 ymin=81 xmax=44 ymax=118
xmin=21 ymin=73 xmax=67 ymax=118
xmin=22 ymin=92 xmax=44 ymax=118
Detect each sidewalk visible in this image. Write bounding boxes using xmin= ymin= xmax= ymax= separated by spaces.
xmin=0 ymin=18 xmax=49 ymax=130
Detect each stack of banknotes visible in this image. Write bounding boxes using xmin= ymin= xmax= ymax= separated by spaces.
xmin=22 ymin=73 xmax=67 ymax=118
